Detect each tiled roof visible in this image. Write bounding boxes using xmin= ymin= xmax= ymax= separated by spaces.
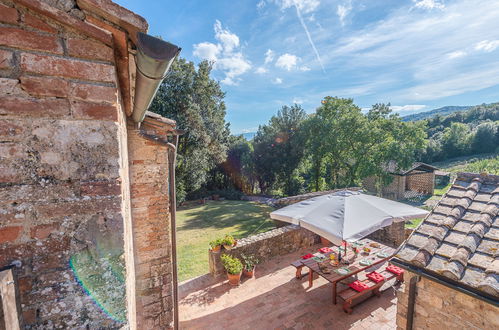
xmin=396 ymin=172 xmax=499 ymax=298
xmin=385 ymin=161 xmax=438 ymax=175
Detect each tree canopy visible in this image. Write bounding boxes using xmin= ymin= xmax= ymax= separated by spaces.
xmin=150 ymin=58 xmax=230 ymax=202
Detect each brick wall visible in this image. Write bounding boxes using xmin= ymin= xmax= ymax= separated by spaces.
xmin=0 ymin=0 xmax=129 ymax=327
xmin=406 ymin=171 xmax=434 ymax=195
xmin=363 ymin=175 xmax=405 ymax=200
xmin=396 ymin=271 xmax=499 ymax=329
xmin=127 ymin=122 xmax=174 ymax=328
xmin=366 ymin=221 xmax=405 ymax=247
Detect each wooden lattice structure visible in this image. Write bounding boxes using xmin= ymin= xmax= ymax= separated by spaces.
xmin=363 ymin=162 xmax=437 ymax=200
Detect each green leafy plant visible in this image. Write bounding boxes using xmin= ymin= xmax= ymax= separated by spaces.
xmin=220 ymin=254 xmax=243 ymax=275
xmin=209 ymin=238 xmax=223 ymax=250
xmin=240 ymin=254 xmax=259 ymax=270
xmin=222 ymin=234 xmax=236 ymax=246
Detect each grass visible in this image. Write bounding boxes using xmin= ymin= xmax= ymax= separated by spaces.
xmin=176 ymin=200 xmax=275 ymax=281
xmin=405 ymin=218 xmax=423 ymax=229
xmin=432 ymin=153 xmax=499 ymax=174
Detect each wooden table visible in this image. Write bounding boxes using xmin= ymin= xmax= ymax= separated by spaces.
xmin=294 ymin=239 xmax=396 ymax=304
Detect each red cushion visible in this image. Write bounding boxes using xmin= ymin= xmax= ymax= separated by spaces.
xmin=319 ymin=247 xmax=332 ymax=253
xmin=386 ymin=265 xmax=404 ymax=276
xmin=348 ymin=280 xmax=369 ymax=292
xmin=301 ymin=253 xmax=313 ymax=260
xmin=367 ymin=271 xmax=385 ymax=283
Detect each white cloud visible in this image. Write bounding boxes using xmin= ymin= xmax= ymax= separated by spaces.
xmin=292 ymin=97 xmax=304 ymax=104
xmin=214 ymin=20 xmax=240 ymax=53
xmin=257 ymin=0 xmax=266 ymax=10
xmin=264 ymin=49 xmax=275 ymax=64
xmin=337 ymin=1 xmax=352 ymax=26
xmin=276 ymin=53 xmax=299 ymax=71
xmin=192 ymin=42 xmax=220 ymax=61
xmin=278 ymin=0 xmax=320 ymax=14
xmin=255 ymin=67 xmax=268 ymax=74
xmin=217 ymin=54 xmax=252 ymax=85
xmin=390 ymin=105 xmax=427 ymax=112
xmin=474 ymin=40 xmax=499 ymax=53
xmin=193 ymin=20 xmax=251 ymax=85
xmin=320 ymin=0 xmax=499 ymax=101
xmin=413 ymin=0 xmax=445 ymax=10
xmin=447 ymin=50 xmax=467 ymax=59
xmin=273 ymin=77 xmax=283 ymax=84
xmin=400 ymin=62 xmax=499 ymax=101
xmin=300 ymin=66 xmax=311 ymax=71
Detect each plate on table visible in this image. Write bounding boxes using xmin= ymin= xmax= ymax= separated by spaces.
xmin=377 ymin=252 xmax=389 ymax=258
xmin=312 ymin=256 xmax=326 ymax=262
xmin=360 ymin=259 xmax=373 ymax=266
xmin=335 ymin=267 xmax=350 ymax=275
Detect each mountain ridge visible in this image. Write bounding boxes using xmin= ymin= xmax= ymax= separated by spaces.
xmin=402 ymin=105 xmax=471 ymax=121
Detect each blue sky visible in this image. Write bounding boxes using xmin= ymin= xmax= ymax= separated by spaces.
xmin=116 ymin=0 xmax=499 ymax=134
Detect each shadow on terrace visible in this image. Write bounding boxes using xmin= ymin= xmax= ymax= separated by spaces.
xmin=179 ymin=244 xmax=399 ymax=330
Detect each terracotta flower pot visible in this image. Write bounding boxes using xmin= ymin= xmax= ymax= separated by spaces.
xmin=227 ymin=272 xmax=242 ymax=286
xmin=210 ymin=245 xmax=221 ymax=252
xmin=223 ymin=240 xmax=237 ymax=250
xmin=243 ymin=266 xmax=255 ymax=278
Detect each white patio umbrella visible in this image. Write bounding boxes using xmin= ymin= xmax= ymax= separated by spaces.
xmin=270 ymin=190 xmax=428 ymax=246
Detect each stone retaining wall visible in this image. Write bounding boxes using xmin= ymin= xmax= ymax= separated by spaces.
xmin=366 ymin=221 xmax=406 ymax=248
xmin=273 ymin=187 xmax=361 ymax=207
xmin=209 ymin=225 xmax=320 ymax=277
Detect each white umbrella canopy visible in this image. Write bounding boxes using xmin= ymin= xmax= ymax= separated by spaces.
xmin=270 ymin=190 xmax=429 ymax=246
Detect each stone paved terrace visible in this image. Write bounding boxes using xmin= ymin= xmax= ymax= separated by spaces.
xmin=179 ymin=244 xmax=399 ymax=329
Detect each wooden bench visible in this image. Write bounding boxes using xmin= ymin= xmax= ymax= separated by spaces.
xmin=291 ymin=260 xmax=308 ymax=279
xmin=338 ymin=267 xmax=403 ymax=314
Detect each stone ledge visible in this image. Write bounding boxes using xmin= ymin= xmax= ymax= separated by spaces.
xmin=209 ymin=225 xmax=319 ymax=277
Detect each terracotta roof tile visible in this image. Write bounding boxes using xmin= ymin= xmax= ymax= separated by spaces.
xmin=396 ymin=172 xmax=499 ymax=298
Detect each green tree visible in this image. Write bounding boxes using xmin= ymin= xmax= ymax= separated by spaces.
xmin=361 ymin=103 xmax=427 ymax=194
xmin=253 ymin=105 xmax=307 ymax=195
xmin=441 ymin=122 xmax=471 ymax=158
xmin=471 ymin=121 xmax=498 ymax=154
xmin=150 ymin=58 xmax=230 ymax=202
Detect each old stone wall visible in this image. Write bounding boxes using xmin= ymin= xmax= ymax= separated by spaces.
xmin=405 ymin=171 xmax=434 ymax=195
xmin=0 ymin=0 xmax=128 ymax=327
xmin=209 ymin=225 xmax=319 ymax=277
xmin=363 ymin=175 xmax=405 ymax=200
xmin=366 ymin=221 xmax=406 ymax=248
xmin=127 ymin=122 xmax=174 ymax=328
xmin=396 ymin=271 xmax=499 ymax=330
xmin=274 ymin=187 xmax=361 ymax=207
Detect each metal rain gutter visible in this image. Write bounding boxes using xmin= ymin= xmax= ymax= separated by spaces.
xmin=132 ymin=32 xmax=181 ymax=123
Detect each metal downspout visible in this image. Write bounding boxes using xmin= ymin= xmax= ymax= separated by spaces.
xmin=406 ymin=275 xmax=420 ymax=330
xmin=167 ymin=135 xmax=180 ymax=330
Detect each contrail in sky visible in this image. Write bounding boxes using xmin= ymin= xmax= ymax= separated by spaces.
xmin=294 ymin=4 xmax=326 ymax=73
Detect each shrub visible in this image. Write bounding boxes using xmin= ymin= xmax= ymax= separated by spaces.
xmin=220 ymin=254 xmax=243 ymax=275
xmin=240 ymin=254 xmax=259 ymax=270
xmin=209 ymin=238 xmax=223 ymax=249
xmin=222 ymin=234 xmax=236 ymax=246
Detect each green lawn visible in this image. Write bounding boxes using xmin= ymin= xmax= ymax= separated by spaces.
xmin=176 ymin=200 xmax=275 ymax=282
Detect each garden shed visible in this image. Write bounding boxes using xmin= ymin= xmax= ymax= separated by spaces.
xmin=363 ymin=162 xmax=437 ymax=200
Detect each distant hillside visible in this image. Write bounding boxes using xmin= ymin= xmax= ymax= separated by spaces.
xmin=402 ymin=105 xmax=471 ymax=121
xmin=242 ymin=132 xmax=256 ymax=140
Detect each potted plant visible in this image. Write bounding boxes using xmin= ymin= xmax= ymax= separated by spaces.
xmin=220 ymin=254 xmax=243 ymax=286
xmin=241 ymin=254 xmax=259 ymax=278
xmin=222 ymin=234 xmax=237 ymax=250
xmin=209 ymin=238 xmax=223 ymax=252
